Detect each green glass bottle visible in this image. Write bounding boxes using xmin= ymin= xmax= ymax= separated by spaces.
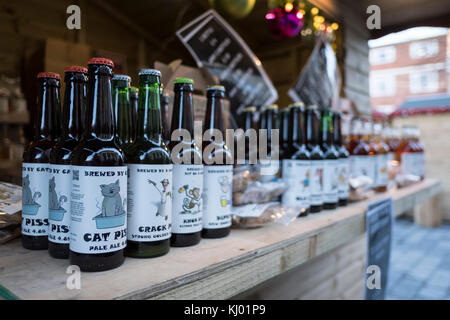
xmin=125 ymin=69 xmax=172 ymax=258
xmin=22 ymin=72 xmax=62 ymax=250
xmin=70 ymin=58 xmax=127 ymax=272
xmin=112 ymin=75 xmax=132 ymax=149
xmin=169 ymin=78 xmax=203 ymax=247
xmin=319 ymin=109 xmax=339 ymax=210
xmin=48 ymin=66 xmax=87 ymax=259
xmin=130 ymin=86 xmax=139 ymax=142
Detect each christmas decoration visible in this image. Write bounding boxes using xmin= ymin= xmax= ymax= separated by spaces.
xmin=209 ymin=0 xmax=256 ymax=19
xmin=265 ymin=1 xmax=304 ymax=38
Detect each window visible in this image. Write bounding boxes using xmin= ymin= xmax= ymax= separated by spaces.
xmin=370 ymin=46 xmax=396 ymax=65
xmin=409 ymin=71 xmax=438 ymax=93
xmin=409 ymin=40 xmax=439 ymax=59
xmin=370 ymin=75 xmax=396 ymax=97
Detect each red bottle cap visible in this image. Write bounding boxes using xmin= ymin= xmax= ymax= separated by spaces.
xmin=37 ymin=72 xmax=60 ymax=80
xmin=87 ymin=57 xmax=114 ymax=68
xmin=64 ymin=66 xmax=88 ymax=74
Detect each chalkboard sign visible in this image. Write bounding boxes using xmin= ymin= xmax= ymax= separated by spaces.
xmin=288 ymin=37 xmax=341 ymax=109
xmin=176 ymin=10 xmax=278 ymax=120
xmin=365 ymin=198 xmax=393 ymax=300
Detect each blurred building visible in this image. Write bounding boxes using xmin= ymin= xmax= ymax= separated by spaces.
xmin=369 ymin=27 xmax=450 ymax=115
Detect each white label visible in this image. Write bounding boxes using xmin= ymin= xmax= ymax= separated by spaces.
xmin=259 ymin=159 xmax=280 ymax=182
xmin=202 ymin=165 xmax=232 ymax=229
xmin=48 ymin=164 xmax=72 ymax=244
xmin=375 ymin=154 xmax=388 ymax=187
xmin=338 ymin=158 xmax=349 ymax=200
xmin=401 ymin=153 xmax=416 ymax=176
xmin=22 ymin=163 xmax=50 ymax=236
xmin=70 ymin=166 xmax=128 ymax=254
xmin=172 ymin=165 xmax=203 ymax=234
xmin=323 ymin=159 xmax=339 ymax=203
xmin=350 ymin=155 xmax=375 ymax=183
xmin=416 ymin=152 xmax=425 ymax=177
xmin=127 ymin=164 xmax=173 ymax=242
xmin=282 ymin=160 xmax=311 ymax=210
xmin=310 ymin=160 xmax=324 ymax=206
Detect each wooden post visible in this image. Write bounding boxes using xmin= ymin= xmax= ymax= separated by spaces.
xmin=413 ymin=194 xmax=442 ymax=228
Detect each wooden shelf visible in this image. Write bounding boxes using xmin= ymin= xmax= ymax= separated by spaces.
xmin=0 ymin=112 xmax=30 ymax=124
xmin=0 ymin=179 xmax=441 ymax=300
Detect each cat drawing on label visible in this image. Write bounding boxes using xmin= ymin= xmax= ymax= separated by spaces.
xmin=100 ymin=180 xmax=125 ymax=217
xmin=218 ymin=176 xmax=230 ymax=207
xmin=22 ymin=174 xmax=42 ymax=215
xmin=48 ymin=176 xmax=68 ymax=221
xmin=148 ymin=178 xmax=172 ymax=221
xmin=178 ymin=185 xmax=201 ymax=214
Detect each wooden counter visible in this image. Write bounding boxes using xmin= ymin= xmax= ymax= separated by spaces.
xmin=0 ymin=179 xmax=441 ymax=300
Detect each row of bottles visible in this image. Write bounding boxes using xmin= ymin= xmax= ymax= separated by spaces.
xmin=22 ymin=58 xmax=232 ymax=272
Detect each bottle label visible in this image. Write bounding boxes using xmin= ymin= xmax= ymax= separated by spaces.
xmin=202 ymin=165 xmax=233 ymax=229
xmin=281 ymin=160 xmax=311 ymax=210
xmin=401 ymin=153 xmax=416 ymax=176
xmin=259 ymin=159 xmax=280 ymax=182
xmin=338 ymin=158 xmax=349 ymax=200
xmin=416 ymin=152 xmax=425 ymax=177
xmin=172 ymin=165 xmax=203 ymax=234
xmin=70 ymin=166 xmax=128 ymax=254
xmin=22 ymin=163 xmax=50 ymax=236
xmin=310 ymin=160 xmax=324 ymax=206
xmin=48 ymin=164 xmax=72 ymax=244
xmin=323 ymin=159 xmax=339 ymax=203
xmin=375 ymin=154 xmax=388 ymax=187
xmin=350 ymin=155 xmax=376 ymax=184
xmin=127 ymin=164 xmax=173 ymax=242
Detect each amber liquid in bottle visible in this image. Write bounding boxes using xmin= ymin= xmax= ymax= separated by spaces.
xmin=373 ymin=122 xmax=389 ymax=192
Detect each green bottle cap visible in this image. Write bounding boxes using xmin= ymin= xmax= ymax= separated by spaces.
xmin=206 ymin=85 xmax=225 ymax=92
xmin=173 ymin=77 xmax=194 ymax=85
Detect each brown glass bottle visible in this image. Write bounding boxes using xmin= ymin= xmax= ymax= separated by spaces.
xmin=125 ymin=69 xmax=172 ymax=258
xmin=130 ymin=86 xmax=138 ymax=142
xmin=398 ymin=125 xmax=416 ymax=176
xmin=70 ymin=58 xmax=127 ymax=272
xmin=235 ymin=106 xmax=257 ymax=165
xmin=305 ymin=105 xmax=324 ymax=213
xmin=259 ymin=104 xmax=280 ymax=182
xmin=169 ymin=78 xmax=203 ymax=247
xmin=201 ymin=86 xmax=233 ymax=238
xmin=280 ymin=107 xmax=290 ymax=161
xmin=319 ymin=109 xmax=339 ymax=210
xmin=112 ymin=75 xmax=132 ymax=149
xmin=413 ymin=126 xmax=425 ymax=180
xmin=160 ymin=86 xmax=171 ymax=147
xmin=282 ymin=102 xmax=311 ymax=217
xmin=22 ymin=72 xmax=62 ymax=250
xmin=48 ymin=66 xmax=87 ymax=259
xmin=362 ymin=120 xmax=378 ymax=187
xmin=333 ymin=111 xmax=349 ymax=206
xmin=348 ymin=118 xmax=371 ymax=180
xmin=373 ymin=122 xmax=389 ymax=192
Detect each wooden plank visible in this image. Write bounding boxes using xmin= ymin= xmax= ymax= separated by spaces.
xmin=0 ymin=179 xmax=441 ymax=300
xmin=413 ymin=194 xmax=442 ymax=227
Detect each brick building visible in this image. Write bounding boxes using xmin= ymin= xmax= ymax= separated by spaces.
xmin=369 ymin=27 xmax=450 ymax=114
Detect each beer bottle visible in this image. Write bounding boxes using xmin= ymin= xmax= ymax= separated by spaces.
xmin=413 ymin=126 xmax=425 ymax=180
xmin=319 ymin=109 xmax=339 ymax=210
xmin=373 ymin=121 xmax=389 ymax=192
xmin=125 ymin=69 xmax=172 ymax=258
xmin=348 ymin=118 xmax=372 ymax=180
xmin=398 ymin=125 xmax=415 ymax=176
xmin=305 ymin=105 xmax=324 ymax=213
xmin=22 ymin=72 xmax=62 ymax=250
xmin=333 ymin=111 xmax=349 ymax=206
xmin=48 ymin=66 xmax=87 ymax=258
xmin=130 ymin=86 xmax=139 ymax=141
xmin=169 ymin=78 xmax=203 ymax=247
xmin=282 ymin=102 xmax=311 ymax=217
xmin=160 ymin=85 xmax=171 ymax=147
xmin=259 ymin=104 xmax=280 ymax=182
xmin=361 ymin=120 xmax=378 ymax=186
xmin=70 ymin=58 xmax=127 ymax=272
xmin=236 ymin=106 xmax=257 ymax=165
xmin=112 ymin=75 xmax=132 ymax=148
xmin=202 ymin=85 xmax=233 ymax=238
xmin=280 ymin=107 xmax=290 ymax=161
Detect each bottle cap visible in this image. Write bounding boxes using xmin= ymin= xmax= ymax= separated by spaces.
xmin=173 ymin=77 xmax=194 ymax=85
xmin=138 ymin=69 xmax=162 ymax=77
xmin=87 ymin=57 xmax=114 ymax=67
xmin=263 ymin=104 xmax=278 ymax=111
xmin=242 ymin=106 xmax=257 ymax=112
xmin=37 ymin=72 xmax=60 ymax=80
xmin=206 ymin=85 xmax=225 ymax=92
xmin=112 ymin=74 xmax=131 ymax=82
xmin=288 ymin=102 xmax=305 ymax=109
xmin=64 ymin=66 xmax=88 ymax=74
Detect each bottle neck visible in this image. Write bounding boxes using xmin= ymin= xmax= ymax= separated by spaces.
xmin=291 ymin=108 xmax=306 ymax=145
xmin=306 ymin=109 xmax=320 ymax=145
xmin=36 ymin=78 xmax=61 ymax=140
xmin=171 ymin=88 xmax=194 ymax=136
xmin=333 ymin=114 xmax=343 ymax=146
xmin=281 ymin=111 xmax=289 ymax=146
xmin=320 ymin=110 xmax=333 ymax=146
xmin=85 ymin=65 xmax=115 ymax=140
xmin=113 ymin=84 xmax=131 ymax=143
xmin=243 ymin=111 xmax=255 ymax=131
xmin=62 ymin=73 xmax=86 ymax=140
xmin=136 ymin=80 xmax=162 ymax=141
xmin=204 ymin=92 xmax=225 ymax=136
